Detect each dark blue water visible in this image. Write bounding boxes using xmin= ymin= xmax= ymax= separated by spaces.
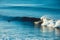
xmin=0 ymin=0 xmax=60 ymax=40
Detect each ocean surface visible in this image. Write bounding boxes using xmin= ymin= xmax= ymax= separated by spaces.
xmin=0 ymin=0 xmax=60 ymax=40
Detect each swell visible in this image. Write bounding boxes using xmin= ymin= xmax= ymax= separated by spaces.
xmin=0 ymin=15 xmax=40 ymax=22
xmin=0 ymin=6 xmax=60 ymax=12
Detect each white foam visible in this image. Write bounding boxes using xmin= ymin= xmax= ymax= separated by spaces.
xmin=41 ymin=15 xmax=60 ymax=28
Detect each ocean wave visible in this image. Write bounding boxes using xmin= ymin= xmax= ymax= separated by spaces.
xmin=0 ymin=4 xmax=44 ymax=7
xmin=40 ymin=15 xmax=60 ymax=28
xmin=0 ymin=4 xmax=60 ymax=9
xmin=41 ymin=15 xmax=60 ymax=20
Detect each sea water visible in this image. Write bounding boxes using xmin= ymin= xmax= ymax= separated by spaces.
xmin=0 ymin=7 xmax=60 ymax=40
xmin=0 ymin=0 xmax=60 ymax=40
